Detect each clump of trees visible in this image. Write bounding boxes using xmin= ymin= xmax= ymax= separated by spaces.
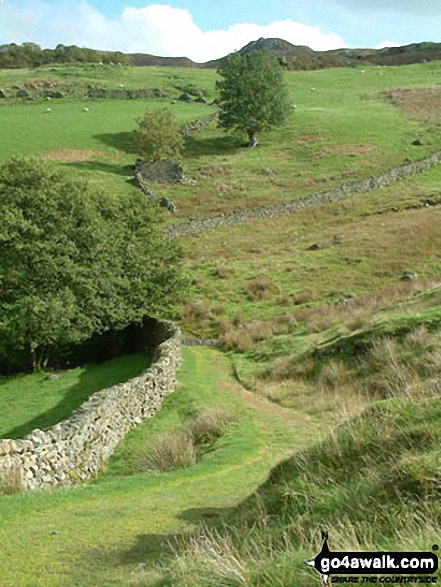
xmin=0 ymin=42 xmax=132 ymax=69
xmin=134 ymin=107 xmax=184 ymax=161
xmin=216 ymin=50 xmax=292 ymax=147
xmin=0 ymin=157 xmax=187 ymax=371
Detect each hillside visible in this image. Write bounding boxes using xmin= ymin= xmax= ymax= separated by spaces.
xmin=0 ymin=59 xmax=440 ymax=586
xmin=3 ymin=38 xmax=441 ymax=70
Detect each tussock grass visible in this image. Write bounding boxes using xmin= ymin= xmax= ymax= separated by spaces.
xmin=245 ymin=277 xmax=279 ymax=301
xmin=0 ymin=464 xmax=22 ymax=496
xmin=137 ymin=407 xmax=237 ymax=473
xmin=139 ymin=429 xmax=197 ymax=473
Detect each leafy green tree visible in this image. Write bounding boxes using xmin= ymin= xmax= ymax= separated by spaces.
xmin=216 ymin=50 xmax=292 ymax=147
xmin=135 ymin=107 xmax=184 ymax=161
xmin=0 ymin=157 xmax=187 ymax=371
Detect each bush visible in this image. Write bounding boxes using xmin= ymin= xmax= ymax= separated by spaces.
xmin=135 ymin=107 xmax=184 ymax=161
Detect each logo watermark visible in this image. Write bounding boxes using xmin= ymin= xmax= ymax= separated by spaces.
xmin=306 ymin=532 xmax=439 ymax=585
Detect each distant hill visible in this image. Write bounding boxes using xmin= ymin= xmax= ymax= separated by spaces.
xmin=1 ymin=39 xmax=441 ymax=70
xmin=205 ymin=38 xmax=441 ymax=70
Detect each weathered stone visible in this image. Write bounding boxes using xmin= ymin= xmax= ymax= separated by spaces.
xmin=135 ymin=159 xmax=185 ymax=184
xmin=401 ymin=270 xmax=418 ymax=281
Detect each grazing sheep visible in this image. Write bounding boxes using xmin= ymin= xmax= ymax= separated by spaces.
xmin=46 ymin=96 xmax=51 ymax=101
xmin=82 ymin=107 xmax=89 ymax=112
xmin=45 ymin=108 xmax=51 ymax=113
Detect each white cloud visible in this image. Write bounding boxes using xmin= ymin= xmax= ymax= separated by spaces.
xmin=0 ymin=1 xmax=347 ymax=62
xmin=375 ymin=40 xmax=411 ymax=49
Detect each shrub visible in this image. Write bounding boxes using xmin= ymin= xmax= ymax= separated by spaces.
xmin=135 ymin=107 xmax=184 ymax=161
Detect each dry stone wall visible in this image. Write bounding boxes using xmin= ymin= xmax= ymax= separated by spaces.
xmin=168 ymin=150 xmax=441 ymax=237
xmin=0 ymin=320 xmax=181 ymax=492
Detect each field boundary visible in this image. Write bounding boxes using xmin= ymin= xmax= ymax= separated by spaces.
xmin=0 ymin=320 xmax=181 ymax=492
xmin=168 ymin=149 xmax=441 ymax=237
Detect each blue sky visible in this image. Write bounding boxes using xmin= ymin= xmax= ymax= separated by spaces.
xmin=0 ymin=0 xmax=440 ymax=62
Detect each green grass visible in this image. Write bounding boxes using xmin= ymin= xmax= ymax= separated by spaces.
xmin=0 ymin=347 xmax=318 ymax=587
xmin=153 ymin=397 xmax=441 ymax=587
xmin=0 ymin=354 xmax=152 ymax=439
xmin=2 ymin=60 xmax=441 ymax=586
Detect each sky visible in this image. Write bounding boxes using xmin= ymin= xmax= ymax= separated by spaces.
xmin=0 ymin=0 xmax=439 ymax=62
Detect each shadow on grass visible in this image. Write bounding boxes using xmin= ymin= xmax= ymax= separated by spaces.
xmin=94 ymin=132 xmax=138 ymax=155
xmin=184 ymin=134 xmax=244 ymax=158
xmin=2 ymin=354 xmax=152 ymax=440
xmin=65 ymin=160 xmax=134 ymax=177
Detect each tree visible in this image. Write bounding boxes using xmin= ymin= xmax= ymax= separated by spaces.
xmin=135 ymin=107 xmax=184 ymax=161
xmin=0 ymin=157 xmax=187 ymax=371
xmin=216 ymin=50 xmax=292 ymax=147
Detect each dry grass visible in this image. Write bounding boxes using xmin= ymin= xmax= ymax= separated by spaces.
xmin=384 ymin=86 xmax=441 ymax=122
xmin=296 ymin=279 xmax=438 ymax=335
xmin=168 ymin=527 xmax=250 ymax=587
xmin=138 ymin=408 xmax=237 ymax=473
xmin=43 ymin=149 xmax=105 ymax=162
xmin=245 ymin=277 xmax=279 ymax=301
xmin=0 ymin=464 xmax=22 ymax=496
xmin=188 ymin=407 xmax=236 ymax=444
xmin=219 ymin=314 xmax=297 ymax=352
xmin=318 ymin=144 xmax=377 ymax=156
xmin=139 ymin=430 xmax=197 ymax=473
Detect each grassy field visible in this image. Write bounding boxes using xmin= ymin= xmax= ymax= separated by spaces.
xmin=0 ymin=354 xmax=152 ymax=440
xmin=1 ymin=60 xmax=441 ymax=586
xmin=0 ymin=347 xmax=320 ymax=587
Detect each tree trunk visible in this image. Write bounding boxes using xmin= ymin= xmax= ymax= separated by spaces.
xmin=247 ymin=130 xmax=258 ymax=148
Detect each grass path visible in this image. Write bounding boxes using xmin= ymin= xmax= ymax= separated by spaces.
xmin=0 ymin=347 xmax=318 ymax=587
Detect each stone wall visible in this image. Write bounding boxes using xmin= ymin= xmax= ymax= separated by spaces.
xmin=0 ymin=320 xmax=181 ymax=492
xmin=168 ymin=150 xmax=441 ymax=237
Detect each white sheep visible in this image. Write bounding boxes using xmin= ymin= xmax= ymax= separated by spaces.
xmin=82 ymin=107 xmax=89 ymax=112
xmin=45 ymin=108 xmax=51 ymax=113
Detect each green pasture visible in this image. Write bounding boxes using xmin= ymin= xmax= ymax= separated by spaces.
xmin=2 ymin=62 xmax=441 ymax=216
xmin=1 ymin=60 xmax=441 ymax=586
